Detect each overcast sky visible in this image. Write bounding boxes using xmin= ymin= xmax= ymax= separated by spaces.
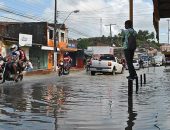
xmin=0 ymin=0 xmax=169 ymax=43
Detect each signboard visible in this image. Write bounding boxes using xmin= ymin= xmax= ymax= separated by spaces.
xmin=19 ymin=33 xmax=32 ymax=47
xmin=68 ymin=43 xmax=76 ymax=48
xmin=41 ymin=46 xmax=54 ymax=50
xmin=41 ymin=46 xmax=60 ymax=51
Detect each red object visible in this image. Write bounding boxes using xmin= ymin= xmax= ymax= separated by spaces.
xmin=19 ymin=49 xmax=27 ymax=61
xmin=76 ymin=58 xmax=84 ymax=68
xmin=63 ymin=56 xmax=72 ymax=63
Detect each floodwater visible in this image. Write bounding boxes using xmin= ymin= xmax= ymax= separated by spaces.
xmin=1 ymin=66 xmax=170 ymax=130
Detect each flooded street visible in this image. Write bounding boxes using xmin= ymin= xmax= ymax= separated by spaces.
xmin=1 ymin=67 xmax=170 ymax=130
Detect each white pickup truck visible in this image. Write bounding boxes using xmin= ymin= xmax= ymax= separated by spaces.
xmin=89 ymin=54 xmax=124 ymax=75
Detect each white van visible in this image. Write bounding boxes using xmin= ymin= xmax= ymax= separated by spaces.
xmin=153 ymin=55 xmax=165 ymax=66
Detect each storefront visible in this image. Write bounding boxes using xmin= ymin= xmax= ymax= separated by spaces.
xmin=29 ymin=46 xmax=48 ymax=70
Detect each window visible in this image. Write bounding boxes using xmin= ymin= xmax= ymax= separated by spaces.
xmin=100 ymin=55 xmax=115 ymax=61
xmin=49 ymin=29 xmax=53 ymax=39
xmin=61 ymin=33 xmax=64 ymax=42
xmin=133 ymin=60 xmax=137 ymax=63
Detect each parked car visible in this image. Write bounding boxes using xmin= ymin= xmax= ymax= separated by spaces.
xmin=126 ymin=59 xmax=140 ymax=70
xmin=89 ymin=54 xmax=124 ymax=75
xmin=152 ymin=55 xmax=165 ymax=66
xmin=140 ymin=55 xmax=149 ymax=68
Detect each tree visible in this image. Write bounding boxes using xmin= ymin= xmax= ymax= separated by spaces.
xmin=77 ymin=30 xmax=159 ymax=49
xmin=77 ymin=38 xmax=89 ymax=49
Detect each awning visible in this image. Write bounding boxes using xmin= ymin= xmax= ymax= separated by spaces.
xmin=41 ymin=46 xmax=60 ymax=51
xmin=153 ymin=0 xmax=170 ymax=41
xmin=57 ymin=42 xmax=77 ymax=52
xmin=60 ymin=47 xmax=77 ymax=52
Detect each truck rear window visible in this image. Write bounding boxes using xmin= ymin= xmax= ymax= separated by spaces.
xmin=100 ymin=55 xmax=115 ymax=61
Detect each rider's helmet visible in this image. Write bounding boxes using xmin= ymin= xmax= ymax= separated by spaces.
xmin=64 ymin=52 xmax=69 ymax=57
xmin=10 ymin=44 xmax=18 ymax=52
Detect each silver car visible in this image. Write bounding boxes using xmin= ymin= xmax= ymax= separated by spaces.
xmin=126 ymin=59 xmax=140 ymax=70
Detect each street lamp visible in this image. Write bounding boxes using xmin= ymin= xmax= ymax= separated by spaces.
xmin=53 ymin=8 xmax=79 ymax=71
xmin=59 ymin=10 xmax=79 ymax=29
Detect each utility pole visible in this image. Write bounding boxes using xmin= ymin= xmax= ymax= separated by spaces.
xmin=168 ymin=19 xmax=170 ymax=44
xmin=100 ymin=18 xmax=102 ymax=36
xmin=129 ymin=0 xmax=133 ymax=25
xmin=54 ymin=0 xmax=58 ymax=71
xmin=105 ymin=24 xmax=116 ymax=46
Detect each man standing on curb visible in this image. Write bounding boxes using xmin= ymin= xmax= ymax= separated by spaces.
xmin=122 ymin=20 xmax=137 ymax=80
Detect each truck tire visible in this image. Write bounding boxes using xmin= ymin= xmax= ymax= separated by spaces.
xmin=91 ymin=71 xmax=95 ymax=76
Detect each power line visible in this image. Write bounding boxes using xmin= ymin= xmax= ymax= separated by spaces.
xmin=105 ymin=24 xmax=116 ymax=45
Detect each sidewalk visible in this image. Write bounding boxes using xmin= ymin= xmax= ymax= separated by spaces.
xmin=24 ymin=67 xmax=84 ymax=76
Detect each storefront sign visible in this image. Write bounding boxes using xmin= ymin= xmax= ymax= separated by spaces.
xmin=68 ymin=43 xmax=76 ymax=48
xmin=41 ymin=46 xmax=60 ymax=51
xmin=19 ymin=33 xmax=32 ymax=47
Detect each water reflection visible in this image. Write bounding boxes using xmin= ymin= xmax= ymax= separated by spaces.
xmin=0 ymin=82 xmax=68 ymax=130
xmin=125 ymin=96 xmax=137 ymax=130
xmin=43 ymin=84 xmax=67 ymax=130
xmin=0 ymin=84 xmax=26 ymax=112
xmin=1 ymin=67 xmax=170 ymax=130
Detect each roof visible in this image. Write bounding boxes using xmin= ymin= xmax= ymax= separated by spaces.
xmin=156 ymin=0 xmax=170 ymax=18
xmin=153 ymin=0 xmax=170 ymax=41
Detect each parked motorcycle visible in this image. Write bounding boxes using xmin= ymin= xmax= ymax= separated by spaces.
xmin=58 ymin=61 xmax=70 ymax=76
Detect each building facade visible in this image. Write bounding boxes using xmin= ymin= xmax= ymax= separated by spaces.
xmin=0 ymin=22 xmax=77 ymax=70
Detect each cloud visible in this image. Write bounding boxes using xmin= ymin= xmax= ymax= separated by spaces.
xmin=1 ymin=0 xmax=168 ymax=43
xmin=46 ymin=0 xmax=156 ymax=39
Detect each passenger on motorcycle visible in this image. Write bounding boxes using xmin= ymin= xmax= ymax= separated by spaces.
xmin=17 ymin=47 xmax=27 ymax=72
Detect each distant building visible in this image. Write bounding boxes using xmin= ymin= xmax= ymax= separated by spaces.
xmin=160 ymin=44 xmax=170 ymax=52
xmin=160 ymin=44 xmax=170 ymax=64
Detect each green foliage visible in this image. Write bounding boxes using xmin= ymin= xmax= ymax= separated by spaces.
xmin=77 ymin=30 xmax=160 ymax=50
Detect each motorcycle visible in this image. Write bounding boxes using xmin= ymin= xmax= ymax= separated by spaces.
xmin=86 ymin=59 xmax=91 ymax=72
xmin=58 ymin=61 xmax=70 ymax=76
xmin=0 ymin=59 xmax=4 ymax=80
xmin=0 ymin=61 xmax=23 ymax=83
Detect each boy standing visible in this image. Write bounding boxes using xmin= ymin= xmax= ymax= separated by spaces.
xmin=122 ymin=20 xmax=137 ymax=80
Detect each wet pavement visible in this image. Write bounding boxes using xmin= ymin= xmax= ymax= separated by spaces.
xmin=0 ymin=66 xmax=170 ymax=130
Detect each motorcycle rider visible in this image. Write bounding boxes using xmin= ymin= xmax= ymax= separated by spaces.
xmin=63 ymin=52 xmax=72 ymax=69
xmin=2 ymin=44 xmax=20 ymax=83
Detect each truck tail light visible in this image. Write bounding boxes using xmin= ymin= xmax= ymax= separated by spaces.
xmin=108 ymin=62 xmax=112 ymax=66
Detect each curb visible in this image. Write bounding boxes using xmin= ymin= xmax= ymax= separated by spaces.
xmin=23 ymin=68 xmax=84 ymax=76
xmin=23 ymin=69 xmax=54 ymax=76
